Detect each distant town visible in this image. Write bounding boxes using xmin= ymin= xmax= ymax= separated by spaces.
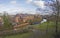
xmin=0 ymin=12 xmax=42 ymax=31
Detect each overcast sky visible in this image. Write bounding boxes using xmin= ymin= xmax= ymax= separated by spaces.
xmin=0 ymin=0 xmax=55 ymax=15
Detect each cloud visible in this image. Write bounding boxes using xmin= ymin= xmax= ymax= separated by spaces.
xmin=33 ymin=1 xmax=45 ymax=8
xmin=0 ymin=3 xmax=36 ymax=15
xmin=0 ymin=4 xmax=23 ymax=14
xmin=10 ymin=0 xmax=17 ymax=5
xmin=0 ymin=0 xmax=54 ymax=15
xmin=36 ymin=6 xmax=53 ymax=15
xmin=44 ymin=1 xmax=54 ymax=6
xmin=26 ymin=0 xmax=32 ymax=4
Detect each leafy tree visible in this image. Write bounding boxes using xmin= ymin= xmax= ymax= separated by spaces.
xmin=3 ymin=12 xmax=12 ymax=30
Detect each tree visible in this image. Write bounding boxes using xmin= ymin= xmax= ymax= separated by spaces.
xmin=3 ymin=11 xmax=12 ymax=30
xmin=49 ymin=0 xmax=60 ymax=37
xmin=52 ymin=0 xmax=59 ymax=35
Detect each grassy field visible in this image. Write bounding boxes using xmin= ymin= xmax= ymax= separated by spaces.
xmin=5 ymin=32 xmax=32 ymax=38
xmin=31 ymin=21 xmax=60 ymax=38
xmin=3 ymin=21 xmax=60 ymax=38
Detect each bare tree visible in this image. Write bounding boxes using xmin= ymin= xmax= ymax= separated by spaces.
xmin=52 ymin=0 xmax=60 ymax=35
xmin=43 ymin=0 xmax=60 ymax=36
xmin=49 ymin=0 xmax=60 ymax=36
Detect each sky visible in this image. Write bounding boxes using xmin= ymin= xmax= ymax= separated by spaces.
xmin=0 ymin=0 xmax=55 ymax=15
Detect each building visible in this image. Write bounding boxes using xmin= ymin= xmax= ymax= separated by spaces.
xmin=10 ymin=14 xmax=42 ymax=30
xmin=0 ymin=17 xmax=3 ymax=30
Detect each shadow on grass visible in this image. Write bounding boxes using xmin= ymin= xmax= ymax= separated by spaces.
xmin=53 ymin=32 xmax=60 ymax=38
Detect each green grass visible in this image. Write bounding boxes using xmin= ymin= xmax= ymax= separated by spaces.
xmin=3 ymin=21 xmax=60 ymax=38
xmin=5 ymin=32 xmax=32 ymax=38
xmin=32 ymin=21 xmax=60 ymax=38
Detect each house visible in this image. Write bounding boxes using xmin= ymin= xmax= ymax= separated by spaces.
xmin=0 ymin=17 xmax=3 ymax=30
xmin=12 ymin=14 xmax=42 ymax=30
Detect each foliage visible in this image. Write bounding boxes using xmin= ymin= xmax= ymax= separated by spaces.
xmin=5 ymin=32 xmax=32 ymax=38
xmin=3 ymin=13 xmax=12 ymax=30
